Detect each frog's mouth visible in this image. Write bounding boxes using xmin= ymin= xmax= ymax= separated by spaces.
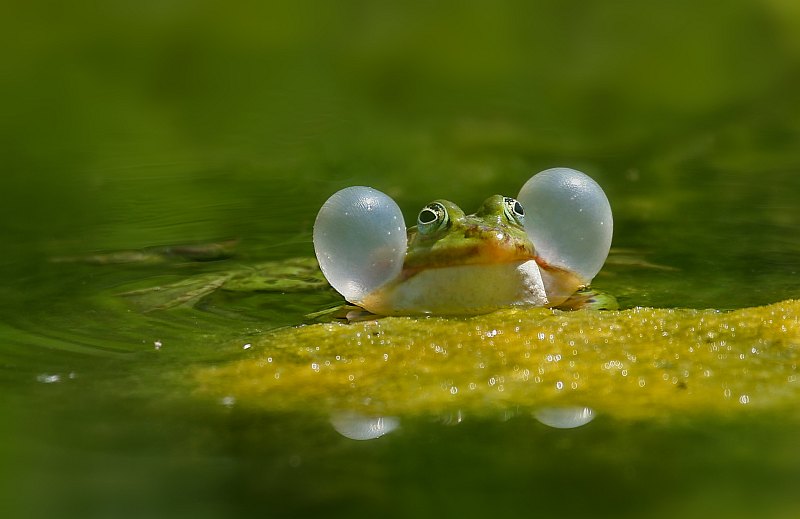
xmin=403 ymin=227 xmax=537 ymax=275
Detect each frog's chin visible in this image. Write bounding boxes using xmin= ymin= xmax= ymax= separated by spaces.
xmin=357 ymin=260 xmax=552 ymax=316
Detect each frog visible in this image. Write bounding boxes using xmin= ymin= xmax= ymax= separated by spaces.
xmin=96 ymin=168 xmax=615 ymax=317
xmin=313 ymin=167 xmax=615 ymax=315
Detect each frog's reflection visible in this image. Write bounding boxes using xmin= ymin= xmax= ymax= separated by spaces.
xmin=534 ymin=406 xmax=595 ymax=429
xmin=330 ymin=411 xmax=400 ymax=441
xmin=329 ymin=406 xmax=596 ymax=440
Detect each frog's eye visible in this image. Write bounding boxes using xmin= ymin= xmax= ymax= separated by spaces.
xmin=517 ymin=168 xmax=613 ymax=284
xmin=417 ymin=202 xmax=449 ymax=234
xmin=503 ymin=196 xmax=525 ymax=225
xmin=313 ymin=186 xmax=407 ymax=304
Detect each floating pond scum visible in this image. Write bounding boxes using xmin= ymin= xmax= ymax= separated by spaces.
xmin=195 ymin=299 xmax=800 ymax=424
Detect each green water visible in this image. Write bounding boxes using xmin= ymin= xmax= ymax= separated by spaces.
xmin=2 ymin=1 xmax=800 ymax=517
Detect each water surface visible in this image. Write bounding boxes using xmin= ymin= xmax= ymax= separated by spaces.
xmin=2 ymin=1 xmax=800 ymax=517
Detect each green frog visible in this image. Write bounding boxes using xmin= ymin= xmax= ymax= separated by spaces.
xmin=110 ymin=168 xmax=616 ymax=317
xmin=313 ymin=168 xmax=615 ymax=315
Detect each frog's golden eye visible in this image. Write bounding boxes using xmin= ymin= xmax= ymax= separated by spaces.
xmin=503 ymin=196 xmax=525 ymax=225
xmin=417 ymin=202 xmax=449 ymax=234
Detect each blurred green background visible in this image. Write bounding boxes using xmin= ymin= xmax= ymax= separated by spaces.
xmin=3 ymin=0 xmax=800 ymax=307
xmin=2 ymin=1 xmax=800 ymax=518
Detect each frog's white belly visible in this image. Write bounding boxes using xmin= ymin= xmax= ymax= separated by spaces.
xmin=359 ymin=260 xmax=548 ymax=315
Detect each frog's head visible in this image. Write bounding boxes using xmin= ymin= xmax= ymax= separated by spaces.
xmin=313 ymin=168 xmax=613 ymax=315
xmin=403 ymin=195 xmax=533 ymax=272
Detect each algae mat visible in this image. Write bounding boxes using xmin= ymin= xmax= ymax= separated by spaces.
xmin=196 ymin=300 xmax=800 ymax=421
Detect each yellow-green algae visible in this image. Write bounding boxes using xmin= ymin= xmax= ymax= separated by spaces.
xmin=195 ymin=299 xmax=800 ymax=421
